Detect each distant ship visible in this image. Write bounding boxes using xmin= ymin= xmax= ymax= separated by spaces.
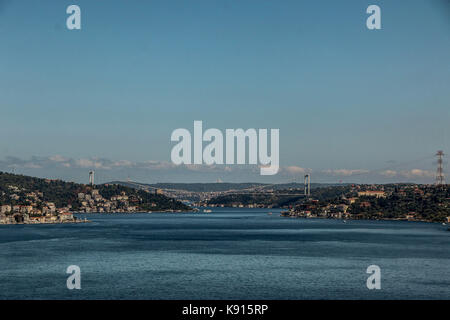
xmin=203 ymin=209 xmax=212 ymax=213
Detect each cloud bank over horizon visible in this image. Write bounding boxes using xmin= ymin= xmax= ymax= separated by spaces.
xmin=0 ymin=155 xmax=439 ymax=185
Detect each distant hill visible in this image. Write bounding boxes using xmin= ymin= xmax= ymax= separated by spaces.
xmin=208 ymin=185 xmax=353 ymax=208
xmin=0 ymin=172 xmax=191 ymax=213
xmin=207 ymin=184 xmax=450 ymax=222
xmin=266 ymin=182 xmax=349 ymax=190
xmin=108 ymin=181 xmax=348 ymax=192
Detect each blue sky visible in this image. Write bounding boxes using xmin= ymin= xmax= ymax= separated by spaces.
xmin=0 ymin=0 xmax=449 ymax=183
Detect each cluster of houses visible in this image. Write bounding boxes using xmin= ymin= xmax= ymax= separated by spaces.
xmin=0 ymin=186 xmax=156 ymax=224
xmin=75 ymin=189 xmax=157 ymax=213
xmin=283 ymin=184 xmax=450 ymax=222
xmin=199 ymin=203 xmax=271 ymax=209
xmin=282 ymin=200 xmax=353 ymax=219
xmin=0 ymin=185 xmax=75 ymax=224
xmin=0 ymin=181 xmax=173 ymax=225
xmin=283 ymin=188 xmax=389 ymax=219
xmin=0 ymin=203 xmax=75 ymax=225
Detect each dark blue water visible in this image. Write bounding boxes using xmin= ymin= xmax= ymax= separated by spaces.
xmin=0 ymin=208 xmax=448 ymax=299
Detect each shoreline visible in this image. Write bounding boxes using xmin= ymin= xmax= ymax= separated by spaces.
xmin=1 ymin=209 xmax=447 ymax=227
xmin=0 ymin=209 xmax=196 ymax=226
xmin=0 ymin=219 xmax=91 ymax=226
xmin=280 ymin=213 xmax=446 ymax=224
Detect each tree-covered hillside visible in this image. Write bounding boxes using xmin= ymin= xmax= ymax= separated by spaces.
xmin=0 ymin=172 xmax=191 ymax=212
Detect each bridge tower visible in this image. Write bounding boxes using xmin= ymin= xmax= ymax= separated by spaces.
xmin=304 ymin=174 xmax=311 ymax=196
xmin=436 ymin=150 xmax=445 ymax=185
xmin=89 ymin=170 xmax=95 ymax=186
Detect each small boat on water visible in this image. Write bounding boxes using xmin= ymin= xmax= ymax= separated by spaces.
xmin=268 ymin=212 xmax=272 ymax=215
xmin=203 ymin=209 xmax=212 ymax=213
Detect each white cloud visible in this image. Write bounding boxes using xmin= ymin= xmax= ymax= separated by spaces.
xmin=283 ymin=166 xmax=309 ymax=175
xmin=400 ymin=169 xmax=434 ymax=178
xmin=74 ymin=159 xmax=95 ymax=168
xmin=0 ymin=155 xmax=439 ymax=184
xmin=74 ymin=158 xmax=111 ymax=169
xmin=140 ymin=161 xmax=177 ymax=170
xmin=322 ymin=169 xmax=370 ymax=176
xmin=378 ymin=168 xmax=435 ymax=180
xmin=49 ymin=155 xmax=68 ymax=162
xmin=112 ymin=160 xmax=134 ymax=167
xmin=380 ymin=170 xmax=397 ymax=177
xmin=23 ymin=163 xmax=42 ymax=169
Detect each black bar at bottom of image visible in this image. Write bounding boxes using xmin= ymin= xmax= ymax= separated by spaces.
xmin=0 ymin=300 xmax=446 ymax=318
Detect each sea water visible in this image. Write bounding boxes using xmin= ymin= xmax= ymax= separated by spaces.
xmin=0 ymin=208 xmax=448 ymax=299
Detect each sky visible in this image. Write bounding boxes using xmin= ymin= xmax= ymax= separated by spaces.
xmin=0 ymin=0 xmax=449 ymax=184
